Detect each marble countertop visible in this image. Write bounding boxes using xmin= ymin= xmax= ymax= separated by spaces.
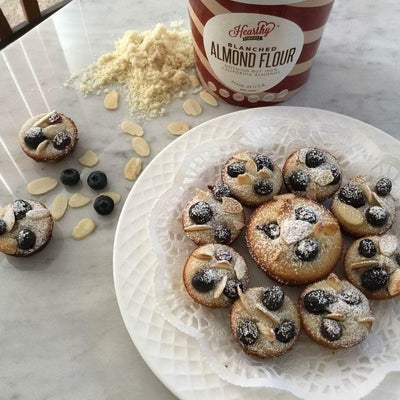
xmin=0 ymin=0 xmax=399 ymax=399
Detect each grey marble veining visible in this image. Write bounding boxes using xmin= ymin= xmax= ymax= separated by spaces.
xmin=0 ymin=0 xmax=399 ymax=399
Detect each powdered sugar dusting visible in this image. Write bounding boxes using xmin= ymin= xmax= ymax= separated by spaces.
xmin=280 ymin=219 xmax=313 ymax=245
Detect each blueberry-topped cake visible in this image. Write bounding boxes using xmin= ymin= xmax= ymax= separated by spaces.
xmin=344 ymin=234 xmax=400 ymax=299
xmin=331 ymin=176 xmax=395 ymax=237
xmin=283 ymin=148 xmax=342 ymax=202
xmin=182 ymin=187 xmax=245 ymax=245
xmin=299 ymin=273 xmax=374 ymax=350
xmin=19 ymin=111 xmax=78 ymax=163
xmin=183 ymin=244 xmax=249 ymax=307
xmin=221 ymin=152 xmax=283 ymax=207
xmin=230 ymin=286 xmax=300 ymax=358
xmin=246 ymin=194 xmax=343 ymax=285
xmin=0 ymin=199 xmax=54 ymax=256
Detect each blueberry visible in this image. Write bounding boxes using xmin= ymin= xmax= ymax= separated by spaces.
xmin=305 ymin=149 xmax=326 ymax=168
xmin=17 ymin=229 xmax=36 ymax=250
xmin=191 ymin=268 xmax=219 ymax=292
xmin=13 ymin=199 xmax=32 ymax=220
xmin=253 ymin=179 xmax=273 ymax=196
xmin=253 ymin=154 xmax=273 ymax=171
xmin=295 ymin=238 xmax=319 ymax=261
xmin=303 ymin=289 xmax=333 ymax=314
xmin=358 ymin=239 xmax=376 ymax=258
xmin=211 ymin=183 xmax=230 ymax=201
xmin=215 ymin=248 xmax=232 ymax=262
xmin=275 ymin=320 xmax=296 ymax=343
xmin=223 ymin=279 xmax=243 ymax=300
xmin=320 ymin=163 xmax=341 ymax=185
xmin=262 ymin=286 xmax=284 ymax=311
xmin=295 ymin=207 xmax=317 ymax=224
xmin=87 ymin=171 xmax=108 ymax=190
xmin=52 ymin=131 xmax=71 ymax=150
xmin=365 ymin=206 xmax=388 ymax=227
xmin=237 ymin=320 xmax=258 ymax=346
xmin=48 ymin=112 xmax=62 ymax=124
xmin=227 ymin=162 xmax=245 ymax=178
xmin=338 ymin=183 xmax=365 ymax=208
xmin=60 ymin=168 xmax=80 ymax=186
xmin=188 ymin=201 xmax=213 ymax=224
xmin=361 ymin=266 xmax=388 ymax=291
xmin=375 ymin=178 xmax=392 ymax=196
xmin=24 ymin=127 xmax=46 ymax=149
xmin=0 ymin=219 xmax=6 ymax=235
xmin=257 ymin=223 xmax=280 ymax=239
xmin=94 ymin=195 xmax=114 ymax=215
xmin=340 ymin=290 xmax=361 ymax=305
xmin=320 ymin=318 xmax=342 ymax=341
xmin=288 ymin=170 xmax=309 ymax=192
xmin=214 ymin=225 xmax=231 ymax=244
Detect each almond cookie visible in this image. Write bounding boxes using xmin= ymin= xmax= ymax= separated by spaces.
xmin=231 ymin=286 xmax=300 ymax=358
xmin=182 ymin=187 xmax=245 ymax=245
xmin=331 ymin=176 xmax=395 ymax=237
xmin=283 ymin=148 xmax=341 ymax=202
xmin=19 ymin=111 xmax=78 ymax=163
xmin=183 ymin=244 xmax=249 ymax=307
xmin=246 ymin=194 xmax=343 ymax=285
xmin=221 ymin=151 xmax=283 ymax=207
xmin=0 ymin=199 xmax=54 ymax=257
xmin=344 ymin=234 xmax=400 ymax=299
xmin=299 ymin=273 xmax=374 ymax=350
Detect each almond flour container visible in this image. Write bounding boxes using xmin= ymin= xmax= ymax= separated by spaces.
xmin=188 ymin=0 xmax=335 ymax=106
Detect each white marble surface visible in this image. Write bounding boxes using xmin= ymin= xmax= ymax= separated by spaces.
xmin=0 ymin=0 xmax=399 ymax=399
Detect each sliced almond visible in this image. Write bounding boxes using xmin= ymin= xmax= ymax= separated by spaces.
xmin=233 ymin=220 xmax=245 ymax=231
xmin=199 ymin=91 xmax=218 ymax=107
xmin=167 ymin=121 xmax=190 ymax=136
xmin=132 ymin=137 xmax=150 ymax=157
xmin=326 ymin=313 xmax=345 ymax=321
xmin=33 ymin=110 xmax=56 ymax=127
xmin=213 ymin=275 xmax=228 ymax=298
xmin=183 ymin=99 xmax=202 ymax=116
xmin=100 ymin=192 xmax=121 ymax=205
xmin=335 ymin=202 xmax=364 ymax=226
xmin=184 ymin=225 xmax=213 ymax=232
xmin=72 ymin=218 xmax=96 ymax=240
xmin=78 ymin=150 xmax=99 ymax=167
xmin=360 ymin=183 xmax=374 ymax=204
xmin=280 ymin=219 xmax=313 ymax=245
xmin=3 ymin=206 xmax=15 ymax=232
xmin=0 ymin=237 xmax=17 ymax=255
xmin=258 ymin=169 xmax=272 ymax=179
xmin=245 ymin=159 xmax=258 ymax=174
xmin=371 ymin=192 xmax=385 ymax=207
xmin=26 ymin=209 xmax=50 ymax=220
xmin=221 ymin=197 xmax=243 ymax=214
xmin=313 ymin=221 xmax=339 ymax=237
xmin=189 ymin=74 xmax=200 ymax=88
xmin=36 ymin=140 xmax=49 ymax=154
xmin=326 ymin=273 xmax=341 ymax=291
xmin=256 ymin=322 xmax=276 ymax=341
xmin=314 ymin=170 xmax=334 ymax=187
xmin=121 ymin=121 xmax=144 ymax=136
xmin=104 ymin=90 xmax=119 ymax=110
xmin=255 ymin=304 xmax=279 ymax=325
xmin=358 ymin=316 xmax=375 ymax=327
xmin=68 ymin=193 xmax=91 ymax=208
xmin=388 ymin=269 xmax=400 ymax=296
xmin=192 ymin=250 xmax=213 ymax=260
xmin=379 ymin=235 xmax=398 ymax=257
xmin=51 ymin=195 xmax=69 ymax=221
xmin=42 ymin=124 xmax=66 ymax=139
xmin=232 ymin=152 xmax=251 ymax=162
xmin=124 ymin=157 xmax=141 ymax=181
xmin=237 ymin=173 xmax=254 ymax=186
xmin=27 ymin=177 xmax=58 ymax=195
xmin=350 ymin=260 xmax=379 ymax=269
xmin=214 ymin=260 xmax=233 ymax=271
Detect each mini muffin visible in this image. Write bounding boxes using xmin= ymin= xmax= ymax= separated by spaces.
xmin=331 ymin=176 xmax=395 ymax=237
xmin=221 ymin=151 xmax=283 ymax=207
xmin=344 ymin=234 xmax=400 ymax=299
xmin=299 ymin=273 xmax=374 ymax=350
xmin=283 ymin=148 xmax=341 ymax=202
xmin=246 ymin=194 xmax=343 ymax=285
xmin=182 ymin=187 xmax=245 ymax=245
xmin=183 ymin=244 xmax=249 ymax=307
xmin=0 ymin=199 xmax=54 ymax=257
xmin=231 ymin=286 xmax=300 ymax=358
xmin=19 ymin=111 xmax=78 ymax=163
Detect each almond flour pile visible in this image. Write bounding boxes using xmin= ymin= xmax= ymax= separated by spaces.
xmin=78 ymin=23 xmax=195 ymax=118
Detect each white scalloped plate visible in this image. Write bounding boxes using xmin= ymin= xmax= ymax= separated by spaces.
xmin=113 ymin=107 xmax=400 ymax=400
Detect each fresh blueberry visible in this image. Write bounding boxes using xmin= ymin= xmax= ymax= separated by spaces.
xmin=305 ymin=149 xmax=326 ymax=168
xmin=191 ymin=268 xmax=219 ymax=292
xmin=320 ymin=318 xmax=342 ymax=341
xmin=375 ymin=178 xmax=392 ymax=196
xmin=253 ymin=179 xmax=273 ymax=196
xmin=211 ymin=183 xmax=230 ymax=201
xmin=340 ymin=290 xmax=361 ymax=305
xmin=237 ymin=320 xmax=259 ymax=346
xmin=275 ymin=320 xmax=296 ymax=343
xmin=262 ymin=286 xmax=284 ymax=311
xmin=87 ymin=171 xmax=108 ymax=190
xmin=361 ymin=266 xmax=388 ymax=291
xmin=214 ymin=225 xmax=231 ymax=244
xmin=13 ymin=199 xmax=32 ymax=220
xmin=338 ymin=183 xmax=365 ymax=208
xmin=288 ymin=170 xmax=309 ymax=192
xmin=227 ymin=162 xmax=245 ymax=178
xmin=24 ymin=127 xmax=46 ymax=149
xmin=365 ymin=206 xmax=388 ymax=227
xmin=188 ymin=201 xmax=213 ymax=224
xmin=223 ymin=279 xmax=243 ymax=300
xmin=0 ymin=219 xmax=6 ymax=235
xmin=295 ymin=207 xmax=317 ymax=224
xmin=48 ymin=112 xmax=62 ymax=124
xmin=214 ymin=248 xmax=232 ymax=262
xmin=60 ymin=168 xmax=80 ymax=186
xmin=320 ymin=163 xmax=341 ymax=185
xmin=94 ymin=195 xmax=114 ymax=215
xmin=253 ymin=154 xmax=273 ymax=171
xmin=52 ymin=131 xmax=71 ymax=150
xmin=17 ymin=229 xmax=36 ymax=250
xmin=358 ymin=239 xmax=376 ymax=258
xmin=303 ymin=289 xmax=333 ymax=314
xmin=295 ymin=238 xmax=319 ymax=261
xmin=257 ymin=223 xmax=280 ymax=239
